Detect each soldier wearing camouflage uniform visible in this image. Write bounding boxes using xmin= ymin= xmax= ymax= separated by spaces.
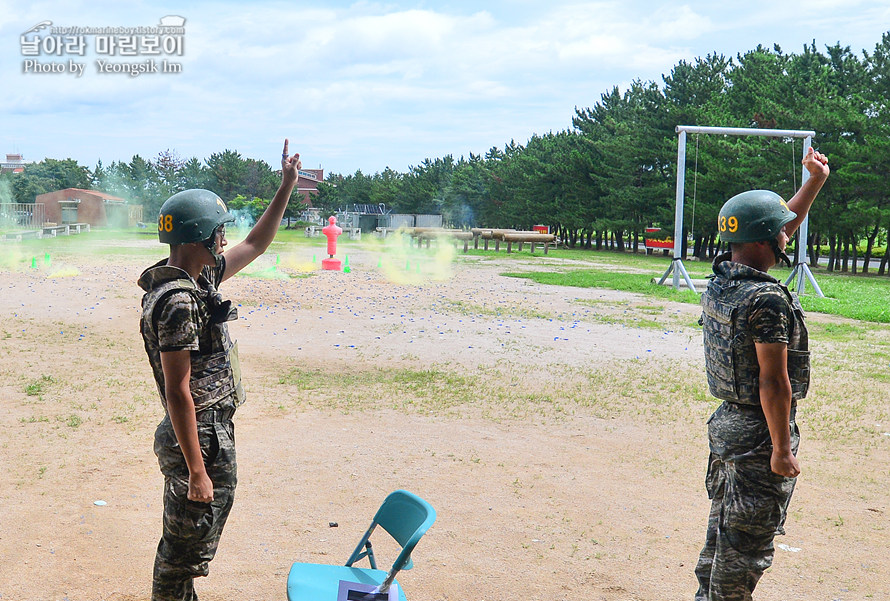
xmin=139 ymin=140 xmax=301 ymax=601
xmin=695 ymin=147 xmax=829 ymax=601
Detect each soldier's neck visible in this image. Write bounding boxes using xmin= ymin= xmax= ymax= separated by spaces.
xmin=168 ymin=244 xmax=211 ymax=280
xmin=731 ymin=243 xmax=774 ymax=273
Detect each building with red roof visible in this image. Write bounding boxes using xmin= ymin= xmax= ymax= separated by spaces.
xmin=36 ymin=188 xmax=138 ymax=227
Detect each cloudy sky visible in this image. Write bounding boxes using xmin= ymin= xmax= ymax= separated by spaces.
xmin=2 ymin=1 xmax=889 ymax=176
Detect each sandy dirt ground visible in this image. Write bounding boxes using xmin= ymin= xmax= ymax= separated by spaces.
xmin=1 ymin=235 xmax=888 ymax=600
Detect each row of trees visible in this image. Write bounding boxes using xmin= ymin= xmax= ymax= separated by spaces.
xmin=314 ymin=34 xmax=890 ymax=274
xmin=2 ymin=150 xmax=303 ymax=224
xmin=5 ymin=33 xmax=890 ymax=273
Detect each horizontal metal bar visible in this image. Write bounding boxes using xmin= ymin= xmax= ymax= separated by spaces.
xmin=676 ymin=125 xmax=816 ymax=138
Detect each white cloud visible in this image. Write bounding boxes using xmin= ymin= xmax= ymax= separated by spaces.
xmin=2 ymin=0 xmax=889 ymax=173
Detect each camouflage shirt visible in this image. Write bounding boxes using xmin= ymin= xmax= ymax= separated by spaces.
xmin=138 ymin=257 xmax=243 ymax=412
xmin=701 ymin=252 xmax=810 ymax=405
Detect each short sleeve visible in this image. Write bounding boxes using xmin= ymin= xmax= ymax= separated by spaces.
xmin=155 ymin=291 xmax=200 ymax=352
xmin=748 ymin=288 xmax=792 ymax=345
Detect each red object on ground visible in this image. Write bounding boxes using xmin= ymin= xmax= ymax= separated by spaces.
xmin=321 ymin=257 xmax=342 ymax=270
xmin=321 ymin=216 xmax=343 ymax=271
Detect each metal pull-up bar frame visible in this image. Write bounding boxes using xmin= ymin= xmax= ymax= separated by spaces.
xmin=659 ymin=125 xmax=824 ymax=297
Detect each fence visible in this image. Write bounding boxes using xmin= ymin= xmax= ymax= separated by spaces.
xmin=0 ymin=203 xmax=45 ymax=229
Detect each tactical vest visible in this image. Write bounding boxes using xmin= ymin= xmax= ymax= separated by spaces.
xmin=141 ymin=277 xmax=246 ymax=412
xmin=701 ymin=276 xmax=809 ymax=406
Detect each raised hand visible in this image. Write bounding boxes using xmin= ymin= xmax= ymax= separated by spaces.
xmin=281 ymin=138 xmax=302 ymax=184
xmin=802 ymin=146 xmax=829 ymax=179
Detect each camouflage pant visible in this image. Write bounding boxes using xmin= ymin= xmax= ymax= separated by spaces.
xmin=153 ymin=412 xmax=237 ymax=601
xmin=694 ymin=401 xmax=799 ymax=601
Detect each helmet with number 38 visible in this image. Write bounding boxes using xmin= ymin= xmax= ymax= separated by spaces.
xmin=717 ymin=189 xmax=796 ymax=243
xmin=157 ymin=189 xmax=234 ymax=245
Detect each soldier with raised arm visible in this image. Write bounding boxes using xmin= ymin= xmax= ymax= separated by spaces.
xmin=695 ymin=147 xmax=829 ymax=600
xmin=139 ymin=140 xmax=301 ymax=601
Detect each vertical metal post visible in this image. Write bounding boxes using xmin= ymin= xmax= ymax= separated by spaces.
xmin=672 ymin=130 xmax=687 ymax=289
xmin=659 ymin=130 xmax=697 ymax=292
xmin=797 ymin=137 xmax=812 ymax=293
xmin=784 ymin=135 xmax=824 ymax=297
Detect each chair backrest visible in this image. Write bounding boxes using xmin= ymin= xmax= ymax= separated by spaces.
xmin=346 ymin=490 xmax=436 ymax=584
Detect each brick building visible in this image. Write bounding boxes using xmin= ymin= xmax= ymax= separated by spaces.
xmin=36 ymin=188 xmax=135 ymax=227
xmin=296 ymin=168 xmax=323 ymax=206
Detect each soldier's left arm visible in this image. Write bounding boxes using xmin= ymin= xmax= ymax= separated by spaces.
xmin=221 ymin=139 xmax=301 ymax=282
xmin=161 ymin=349 xmax=215 ymax=503
xmin=755 ymin=341 xmax=800 ymax=478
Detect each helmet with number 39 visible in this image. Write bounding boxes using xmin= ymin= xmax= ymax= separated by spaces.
xmin=157 ymin=189 xmax=234 ymax=245
xmin=717 ymin=190 xmax=796 ymax=244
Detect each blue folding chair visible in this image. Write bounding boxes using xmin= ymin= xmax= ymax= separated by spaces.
xmin=286 ymin=490 xmax=436 ymax=601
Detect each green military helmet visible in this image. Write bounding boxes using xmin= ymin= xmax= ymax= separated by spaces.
xmin=717 ymin=190 xmax=797 ymax=243
xmin=157 ymin=189 xmax=234 ymax=244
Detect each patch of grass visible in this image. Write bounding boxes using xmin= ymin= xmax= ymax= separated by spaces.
xmin=799 ymin=382 xmax=884 ymax=442
xmin=795 ymin=273 xmax=890 ymax=322
xmin=807 ymin=322 xmax=868 ymax=342
xmin=566 ymin=301 xmax=673 ymax=331
xmin=272 ymin=353 xmax=887 ymax=446
xmin=276 ymin=367 xmax=478 ymax=413
xmin=435 ymin=299 xmax=552 ymax=320
xmin=24 ymin=375 xmax=55 ymax=396
xmin=463 ymin=246 xmax=714 ymax=275
xmin=501 ymin=251 xmax=890 ymax=323
xmin=636 ymin=304 xmax=667 ymax=313
xmin=20 ymin=415 xmax=49 ymax=424
xmin=273 ymin=358 xmax=719 ymax=427
xmin=12 ymin=228 xmax=161 ymax=257
xmin=270 ymin=228 xmax=339 ymax=245
xmin=6 ymin=226 xmax=318 ymax=263
xmin=505 ymin=269 xmax=702 ymax=304
xmin=865 ymin=372 xmax=890 ymax=383
xmin=534 ymin=359 xmax=718 ymax=427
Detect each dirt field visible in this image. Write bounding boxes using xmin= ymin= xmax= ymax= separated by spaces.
xmin=1 ymin=236 xmax=888 ymax=600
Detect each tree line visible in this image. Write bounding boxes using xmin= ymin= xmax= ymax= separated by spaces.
xmin=5 ymin=33 xmax=890 ymax=274
xmin=1 ymin=149 xmax=305 ymax=226
xmin=314 ymin=35 xmax=890 ymax=275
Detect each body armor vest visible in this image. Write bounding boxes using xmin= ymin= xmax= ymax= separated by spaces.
xmin=701 ymin=274 xmax=809 ymax=406
xmin=141 ymin=276 xmax=245 ymax=412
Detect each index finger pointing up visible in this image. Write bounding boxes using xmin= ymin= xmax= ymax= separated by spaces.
xmin=283 ymin=138 xmax=289 ymax=157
